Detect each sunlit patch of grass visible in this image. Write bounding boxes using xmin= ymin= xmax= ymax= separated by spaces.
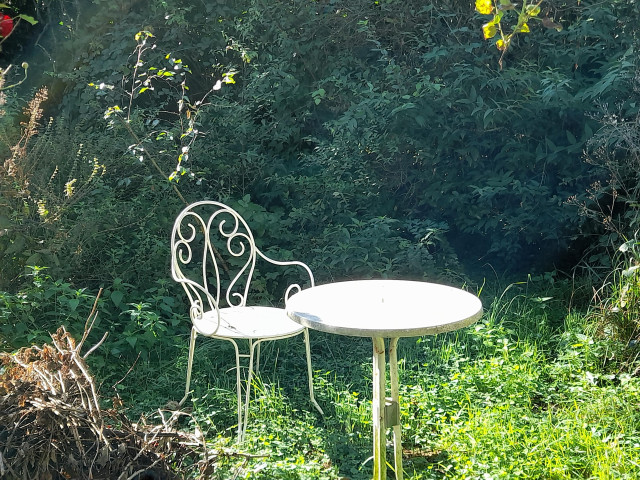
xmin=436 ymin=379 xmax=640 ymax=479
xmin=108 ymin=278 xmax=640 ymax=479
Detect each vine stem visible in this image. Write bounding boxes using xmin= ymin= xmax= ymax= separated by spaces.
xmin=116 ymin=117 xmax=232 ymax=273
xmin=116 ymin=115 xmax=187 ymax=205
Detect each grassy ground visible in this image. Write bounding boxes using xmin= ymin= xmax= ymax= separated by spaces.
xmin=111 ymin=278 xmax=640 ymax=479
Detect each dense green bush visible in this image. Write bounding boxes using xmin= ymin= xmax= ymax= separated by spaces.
xmin=0 ymin=266 xmax=185 ymax=382
xmin=2 ymin=0 xmax=639 ymax=291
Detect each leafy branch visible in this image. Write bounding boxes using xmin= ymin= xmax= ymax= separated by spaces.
xmin=90 ymin=31 xmax=237 ymax=203
xmin=475 ymin=0 xmax=562 ymax=68
xmin=0 ymin=62 xmax=29 ymax=91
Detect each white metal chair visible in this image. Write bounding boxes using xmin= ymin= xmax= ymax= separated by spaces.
xmin=171 ymin=200 xmax=323 ymax=440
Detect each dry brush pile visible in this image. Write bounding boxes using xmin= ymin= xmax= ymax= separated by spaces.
xmin=0 ymin=303 xmax=217 ymax=480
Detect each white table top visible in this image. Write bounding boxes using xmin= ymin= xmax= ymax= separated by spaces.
xmin=286 ymin=279 xmax=483 ymax=338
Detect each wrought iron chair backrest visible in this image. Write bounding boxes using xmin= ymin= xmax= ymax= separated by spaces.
xmin=171 ymin=201 xmax=261 ymax=316
xmin=171 ymin=201 xmax=313 ymax=323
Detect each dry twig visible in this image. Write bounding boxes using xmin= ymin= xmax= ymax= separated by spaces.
xmin=0 ymin=294 xmax=217 ymax=479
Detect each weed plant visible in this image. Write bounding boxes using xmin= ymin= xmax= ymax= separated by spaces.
xmin=3 ymin=272 xmax=640 ymax=478
xmin=56 ymin=277 xmax=631 ymax=479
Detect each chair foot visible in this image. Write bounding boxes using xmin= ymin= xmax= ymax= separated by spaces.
xmin=311 ymin=397 xmax=324 ymax=416
xmin=178 ymin=392 xmax=190 ymax=407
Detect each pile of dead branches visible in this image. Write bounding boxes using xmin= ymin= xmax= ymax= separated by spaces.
xmin=0 ymin=300 xmax=212 ymax=480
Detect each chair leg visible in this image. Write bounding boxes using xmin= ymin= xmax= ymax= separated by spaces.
xmin=227 ymin=338 xmax=259 ymax=442
xmin=179 ymin=327 xmax=197 ymax=407
xmin=241 ymin=339 xmax=260 ymax=441
xmin=181 ymin=331 xmax=321 ymax=441
xmin=255 ymin=341 xmax=261 ymax=373
xmin=229 ymin=339 xmax=245 ymax=441
xmin=304 ymin=328 xmax=324 ymax=415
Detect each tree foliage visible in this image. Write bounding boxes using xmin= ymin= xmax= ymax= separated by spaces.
xmin=1 ymin=0 xmax=639 ymax=292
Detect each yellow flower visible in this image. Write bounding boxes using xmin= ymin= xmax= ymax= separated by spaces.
xmin=475 ymin=0 xmax=494 ymax=15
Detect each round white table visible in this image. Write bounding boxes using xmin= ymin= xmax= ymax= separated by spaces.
xmin=286 ymin=279 xmax=483 ymax=480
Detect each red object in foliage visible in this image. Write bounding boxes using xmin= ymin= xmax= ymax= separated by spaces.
xmin=0 ymin=14 xmax=13 ymax=38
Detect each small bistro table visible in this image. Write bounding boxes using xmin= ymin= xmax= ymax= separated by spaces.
xmin=286 ymin=279 xmax=483 ymax=480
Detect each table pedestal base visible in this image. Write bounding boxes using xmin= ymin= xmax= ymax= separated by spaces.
xmin=372 ymin=337 xmax=403 ymax=480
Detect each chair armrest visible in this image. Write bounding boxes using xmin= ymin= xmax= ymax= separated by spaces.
xmin=256 ymin=250 xmax=315 ymax=302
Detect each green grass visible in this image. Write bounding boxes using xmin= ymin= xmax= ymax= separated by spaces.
xmin=83 ymin=279 xmax=640 ymax=478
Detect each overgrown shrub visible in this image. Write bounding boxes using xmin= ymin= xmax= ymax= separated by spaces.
xmin=3 ymin=0 xmax=640 ymax=292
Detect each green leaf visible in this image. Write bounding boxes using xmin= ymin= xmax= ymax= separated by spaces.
xmin=390 ymin=103 xmax=416 ymax=115
xmin=68 ymin=298 xmax=80 ymax=311
xmin=532 ymin=296 xmax=553 ymax=303
xmin=5 ymin=234 xmax=26 ymax=255
xmin=498 ymin=0 xmax=515 ymax=11
xmin=25 ymin=253 xmax=42 ymax=266
xmin=525 ymin=4 xmax=541 ymax=16
xmin=111 ymin=290 xmax=124 ymax=307
xmin=482 ymin=22 xmax=498 ymax=40
xmin=17 ymin=14 xmax=38 ymax=25
xmin=619 ymin=240 xmax=635 ymax=253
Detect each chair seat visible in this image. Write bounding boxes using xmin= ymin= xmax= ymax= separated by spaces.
xmin=193 ymin=306 xmax=306 ymax=339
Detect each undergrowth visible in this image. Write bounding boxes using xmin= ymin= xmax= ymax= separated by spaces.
xmin=3 ymin=275 xmax=636 ymax=478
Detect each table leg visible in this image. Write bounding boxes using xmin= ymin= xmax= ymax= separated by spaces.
xmin=388 ymin=337 xmax=403 ymax=480
xmin=372 ymin=337 xmax=387 ymax=480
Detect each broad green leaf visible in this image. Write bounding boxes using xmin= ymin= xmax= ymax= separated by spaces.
xmin=68 ymin=298 xmax=80 ymax=311
xmin=17 ymin=14 xmax=37 ymax=25
xmin=619 ymin=240 xmax=636 ymax=253
xmin=5 ymin=234 xmax=25 ymax=255
xmin=25 ymin=253 xmax=42 ymax=266
xmin=111 ymin=290 xmax=124 ymax=307
xmin=482 ymin=22 xmax=498 ymax=40
xmin=526 ymin=5 xmax=541 ymax=16
xmin=390 ymin=103 xmax=416 ymax=115
xmin=498 ymin=0 xmax=515 ymax=10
